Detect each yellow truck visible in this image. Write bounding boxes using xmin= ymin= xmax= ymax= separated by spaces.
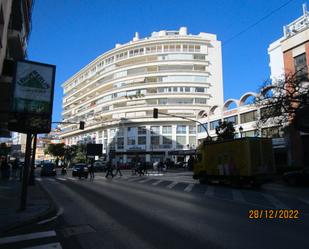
xmin=193 ymin=137 xmax=275 ymax=187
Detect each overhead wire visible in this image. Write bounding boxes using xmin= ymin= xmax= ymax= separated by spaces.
xmin=223 ymin=0 xmax=296 ymax=46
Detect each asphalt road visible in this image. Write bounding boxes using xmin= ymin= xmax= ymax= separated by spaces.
xmin=2 ymin=170 xmax=309 ymax=249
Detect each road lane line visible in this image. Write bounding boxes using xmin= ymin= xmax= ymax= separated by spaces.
xmin=184 ymin=183 xmax=194 ymax=192
xmin=261 ymin=193 xmax=289 ymax=209
xmin=204 ymin=185 xmax=215 ymax=197
xmin=232 ymin=189 xmax=246 ymax=202
xmin=152 ymin=180 xmax=163 ymax=186
xmin=57 ymin=177 xmax=67 ymax=181
xmin=166 ymin=181 xmax=178 ymax=189
xmin=128 ymin=177 xmax=142 ymax=182
xmin=22 ymin=242 xmax=62 ymax=249
xmin=36 ymin=178 xmax=42 ymax=182
xmin=0 ymin=231 xmax=56 ymax=245
xmin=67 ymin=177 xmax=77 ymax=181
xmin=138 ymin=178 xmax=153 ymax=183
xmin=46 ymin=178 xmax=56 ymax=182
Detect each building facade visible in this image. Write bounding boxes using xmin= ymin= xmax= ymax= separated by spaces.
xmin=268 ymin=4 xmax=309 ymax=166
xmin=61 ymin=27 xmax=223 ymax=163
xmin=0 ymin=0 xmax=34 ymax=137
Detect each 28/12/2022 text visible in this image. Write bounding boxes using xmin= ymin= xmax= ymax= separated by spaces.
xmin=248 ymin=210 xmax=300 ymax=219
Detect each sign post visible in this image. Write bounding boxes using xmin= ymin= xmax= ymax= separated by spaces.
xmin=8 ymin=60 xmax=56 ymax=211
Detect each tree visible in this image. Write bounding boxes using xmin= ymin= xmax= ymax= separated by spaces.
xmin=215 ymin=121 xmax=235 ymax=141
xmin=255 ymin=70 xmax=309 ymax=167
xmin=46 ymin=143 xmax=65 ymax=166
xmin=72 ymin=144 xmax=87 ymax=163
xmin=255 ymin=71 xmax=309 ymax=130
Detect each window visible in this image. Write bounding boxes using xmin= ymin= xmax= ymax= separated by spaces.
xmin=177 ymin=125 xmax=186 ymax=134
xmin=151 ymin=136 xmax=160 ymax=146
xmin=193 ymin=54 xmax=205 ymax=60
xmin=195 ymin=87 xmax=205 ymax=93
xmin=118 ymin=128 xmax=124 ymax=137
xmin=189 ymin=136 xmax=196 ymax=147
xmin=162 ymin=126 xmax=172 ymax=134
xmin=294 ymin=53 xmax=308 ymax=77
xmin=197 ymin=123 xmax=208 ymax=133
xmin=150 ymin=126 xmax=160 ymax=135
xmin=176 ymin=136 xmax=186 ymax=148
xmin=163 ymin=136 xmax=172 ymax=144
xmin=127 ymin=137 xmax=136 ymax=145
xmin=224 ymin=115 xmax=238 ymax=125
xmin=189 ymin=125 xmax=196 ymax=134
xmin=195 ymin=98 xmax=207 ymax=104
xmin=138 ymin=126 xmax=147 ymax=135
xmin=242 ymin=130 xmax=256 ymax=138
xmin=240 ymin=111 xmax=257 ymax=124
xmin=210 ymin=120 xmax=220 ymax=130
xmin=117 ymin=138 xmax=124 ymax=149
xmin=138 ymin=136 xmax=146 ymax=145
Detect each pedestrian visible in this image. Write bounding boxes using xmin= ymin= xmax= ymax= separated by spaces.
xmin=114 ymin=161 xmax=122 ymax=176
xmin=12 ymin=158 xmax=19 ymax=179
xmin=187 ymin=156 xmax=195 ymax=171
xmin=105 ymin=160 xmax=114 ymax=178
xmin=88 ymin=161 xmax=94 ymax=179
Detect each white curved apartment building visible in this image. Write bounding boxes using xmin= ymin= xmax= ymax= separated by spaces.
xmin=61 ymin=27 xmax=223 ymax=163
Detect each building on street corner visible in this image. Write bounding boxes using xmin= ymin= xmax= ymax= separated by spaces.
xmin=60 ymin=27 xmax=223 ymax=164
xmin=268 ymin=3 xmax=309 ymax=167
xmin=0 ymin=0 xmax=34 ymax=138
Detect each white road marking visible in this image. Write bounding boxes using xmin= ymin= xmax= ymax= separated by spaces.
xmin=22 ymin=242 xmax=62 ymax=249
xmin=166 ymin=181 xmax=178 ymax=189
xmin=95 ymin=176 xmax=106 ymax=180
xmin=261 ymin=193 xmax=289 ymax=209
xmin=184 ymin=183 xmax=194 ymax=192
xmin=57 ymin=177 xmax=67 ymax=181
xmin=152 ymin=180 xmax=163 ymax=186
xmin=127 ymin=177 xmax=141 ymax=182
xmin=36 ymin=178 xmax=42 ymax=182
xmin=46 ymin=178 xmax=55 ymax=182
xmin=67 ymin=177 xmax=77 ymax=181
xmin=138 ymin=178 xmax=153 ymax=183
xmin=232 ymin=189 xmax=246 ymax=202
xmin=204 ymin=185 xmax=215 ymax=197
xmin=0 ymin=231 xmax=56 ymax=245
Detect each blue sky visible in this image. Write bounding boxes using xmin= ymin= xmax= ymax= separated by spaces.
xmin=28 ymin=0 xmax=306 ymax=123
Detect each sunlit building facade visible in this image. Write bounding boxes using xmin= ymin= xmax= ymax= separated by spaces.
xmin=61 ymin=27 xmax=223 ymax=163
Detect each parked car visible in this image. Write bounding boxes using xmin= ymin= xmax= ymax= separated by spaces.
xmin=72 ymin=163 xmax=89 ymax=178
xmin=283 ymin=168 xmax=309 ymax=186
xmin=93 ymin=160 xmax=107 ymax=172
xmin=40 ymin=163 xmax=56 ymax=177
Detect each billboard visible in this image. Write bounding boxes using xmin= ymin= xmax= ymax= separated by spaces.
xmin=9 ymin=60 xmax=56 ymax=134
xmin=86 ymin=144 xmax=103 ymax=156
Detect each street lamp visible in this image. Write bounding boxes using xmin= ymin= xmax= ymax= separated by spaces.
xmin=239 ymin=126 xmax=244 ymax=138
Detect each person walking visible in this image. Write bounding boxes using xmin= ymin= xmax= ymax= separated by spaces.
xmin=88 ymin=161 xmax=95 ymax=179
xmin=105 ymin=160 xmax=114 ymax=178
xmin=12 ymin=159 xmax=19 ymax=179
xmin=114 ymin=162 xmax=122 ymax=177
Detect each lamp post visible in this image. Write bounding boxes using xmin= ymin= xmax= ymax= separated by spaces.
xmin=239 ymin=126 xmax=244 ymax=138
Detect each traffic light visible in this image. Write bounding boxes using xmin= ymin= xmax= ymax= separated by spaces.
xmin=79 ymin=121 xmax=85 ymax=130
xmin=153 ymin=108 xmax=158 ymax=118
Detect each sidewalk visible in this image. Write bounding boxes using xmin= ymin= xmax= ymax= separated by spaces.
xmin=0 ymin=178 xmax=55 ymax=234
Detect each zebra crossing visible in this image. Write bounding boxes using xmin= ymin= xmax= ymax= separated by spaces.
xmin=121 ymin=175 xmax=309 ymax=211
xmin=36 ymin=175 xmax=309 ymax=213
xmin=0 ymin=230 xmax=62 ymax=249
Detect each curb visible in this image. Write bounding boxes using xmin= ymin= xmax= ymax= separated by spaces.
xmin=0 ymin=180 xmax=58 ymax=234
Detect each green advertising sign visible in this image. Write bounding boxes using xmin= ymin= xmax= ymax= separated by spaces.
xmin=9 ymin=60 xmax=56 ymax=134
